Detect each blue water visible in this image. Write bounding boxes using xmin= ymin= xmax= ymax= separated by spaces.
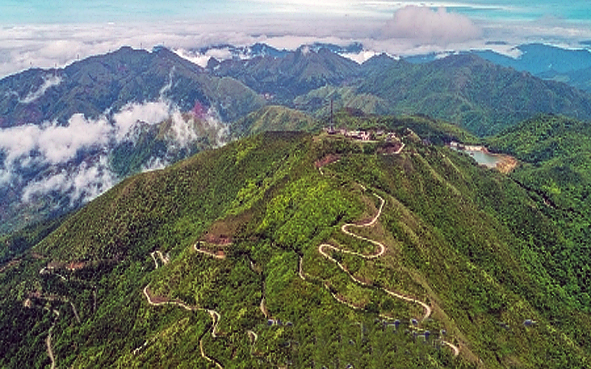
xmin=451 ymin=147 xmax=501 ymax=168
xmin=2 ymin=1 xmax=591 ymax=25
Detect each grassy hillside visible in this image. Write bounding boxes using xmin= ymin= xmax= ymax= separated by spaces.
xmin=231 ymin=105 xmax=319 ymax=137
xmin=0 ymin=126 xmax=589 ymax=368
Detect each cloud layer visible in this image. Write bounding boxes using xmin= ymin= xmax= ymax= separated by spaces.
xmin=2 ymin=5 xmax=591 ymax=78
xmin=381 ymin=6 xmax=482 ymax=44
xmin=0 ymin=97 xmax=229 ymax=207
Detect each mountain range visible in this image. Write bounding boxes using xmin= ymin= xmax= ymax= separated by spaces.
xmin=406 ymin=43 xmax=591 ymax=93
xmin=1 ymin=40 xmax=591 ymax=368
xmin=4 ymin=43 xmax=591 ymax=236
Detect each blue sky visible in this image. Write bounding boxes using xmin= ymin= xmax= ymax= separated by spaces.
xmin=1 ymin=1 xmax=591 ymax=77
xmin=2 ymin=1 xmax=590 ymax=24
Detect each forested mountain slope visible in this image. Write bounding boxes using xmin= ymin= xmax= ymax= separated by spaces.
xmin=358 ymin=55 xmax=591 ymax=136
xmin=1 ymin=121 xmax=589 ymax=368
xmin=488 ymin=114 xmax=591 ymax=310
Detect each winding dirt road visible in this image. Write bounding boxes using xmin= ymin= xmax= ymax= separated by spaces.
xmin=46 ymin=309 xmax=59 ymax=369
xmin=304 ymin=186 xmax=458 ymax=357
xmin=442 ymin=340 xmax=460 ymax=357
xmin=143 ymin=257 xmax=224 ymax=367
xmin=150 ymin=252 xmax=159 ymax=269
xmin=317 ymin=193 xmax=431 ymax=321
xmin=155 ymin=251 xmax=169 ymax=265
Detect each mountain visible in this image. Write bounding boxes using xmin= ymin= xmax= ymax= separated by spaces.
xmin=208 ymin=46 xmax=591 ymax=137
xmin=405 ymin=44 xmax=591 ymax=93
xmin=487 ymin=115 xmax=591 ymax=307
xmin=208 ymin=46 xmax=362 ymax=103
xmin=0 ymin=121 xmax=590 ymax=367
xmin=474 ymin=44 xmax=591 ymax=76
xmin=0 ymin=46 xmax=266 ymax=235
xmin=231 ymin=105 xmax=319 ymax=137
xmin=197 ymin=42 xmax=364 ymax=62
xmin=197 ymin=43 xmax=291 ymax=60
xmin=358 ymin=54 xmax=591 ymax=135
xmin=0 ymin=46 xmax=264 ymax=127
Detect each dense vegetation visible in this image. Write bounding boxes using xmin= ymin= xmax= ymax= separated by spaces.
xmin=231 ymin=105 xmax=319 ymax=138
xmin=488 ymin=114 xmax=591 ymax=312
xmin=210 ymin=48 xmax=591 ymax=136
xmin=1 ymin=117 xmax=589 ymax=368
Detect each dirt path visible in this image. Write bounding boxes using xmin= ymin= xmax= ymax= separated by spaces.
xmin=143 ymin=277 xmax=224 ymax=366
xmin=155 ymin=251 xmax=169 ymax=265
xmin=150 ymin=252 xmax=159 ymax=269
xmin=143 ymin=284 xmax=196 ymax=311
xmin=307 ymin=187 xmax=457 ymax=357
xmin=46 ymin=309 xmax=59 ymax=369
xmin=70 ymin=301 xmax=81 ymax=324
xmin=259 ymin=297 xmax=269 ymax=319
xmin=194 ymin=244 xmax=226 ymax=259
xmin=316 ymin=194 xmax=431 ymax=320
xmin=200 ymin=336 xmax=223 ymax=369
xmin=442 ymin=340 xmax=460 ymax=357
xmin=393 ymin=143 xmax=405 ymax=155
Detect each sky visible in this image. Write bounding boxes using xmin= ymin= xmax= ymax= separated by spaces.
xmin=1 ymin=1 xmax=591 ymax=77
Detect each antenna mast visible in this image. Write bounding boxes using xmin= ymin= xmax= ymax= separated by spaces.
xmin=330 ymin=98 xmax=334 ymax=132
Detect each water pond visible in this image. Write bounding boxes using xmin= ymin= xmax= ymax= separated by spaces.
xmin=450 ymin=147 xmax=502 ymax=168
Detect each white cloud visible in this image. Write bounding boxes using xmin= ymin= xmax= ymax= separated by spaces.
xmin=21 ymin=155 xmax=117 ymax=205
xmin=1 ymin=10 xmax=591 ymax=78
xmin=113 ymin=101 xmax=170 ymax=142
xmin=168 ymin=110 xmax=198 ymax=148
xmin=141 ymin=156 xmax=168 ymax=172
xmin=0 ymin=94 xmax=231 ymax=210
xmin=174 ymin=48 xmax=235 ymax=68
xmin=341 ymin=50 xmax=380 ymax=64
xmin=380 ymin=6 xmax=482 ymax=45
xmin=0 ymin=114 xmax=111 ymax=165
xmin=20 ymin=74 xmax=62 ymax=104
xmin=0 ymin=168 xmax=11 ymax=186
xmin=22 ymin=170 xmax=69 ymax=203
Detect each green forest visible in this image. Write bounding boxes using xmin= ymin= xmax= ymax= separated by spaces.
xmin=0 ymin=114 xmax=590 ymax=368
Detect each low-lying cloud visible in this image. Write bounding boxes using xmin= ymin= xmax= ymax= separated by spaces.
xmin=381 ymin=6 xmax=482 ymax=45
xmin=21 ymin=156 xmax=117 ymax=205
xmin=0 ymin=114 xmax=111 ymax=166
xmin=20 ymin=74 xmax=62 ymax=104
xmin=0 ymin=95 xmax=230 ymax=208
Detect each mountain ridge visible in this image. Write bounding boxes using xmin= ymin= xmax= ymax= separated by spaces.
xmin=1 ymin=126 xmax=590 ymax=367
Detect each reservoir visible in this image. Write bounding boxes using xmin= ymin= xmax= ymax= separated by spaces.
xmin=449 ymin=144 xmax=503 ymax=168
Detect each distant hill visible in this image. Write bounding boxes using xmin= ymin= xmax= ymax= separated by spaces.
xmin=231 ymin=105 xmax=319 ymax=137
xmin=358 ymin=54 xmax=591 ymax=135
xmin=474 ymin=43 xmax=591 ymax=76
xmin=405 ymin=44 xmax=591 ymax=93
xmin=209 ymin=46 xmax=591 ymax=136
xmin=0 ymin=46 xmax=264 ymax=127
xmin=208 ymin=46 xmax=362 ymax=103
